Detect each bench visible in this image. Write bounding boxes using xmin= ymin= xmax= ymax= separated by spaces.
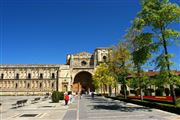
xmin=22 ymin=99 xmax=28 ymax=106
xmin=12 ymin=99 xmax=28 ymax=108
xmin=31 ymin=97 xmax=40 ymax=104
xmin=42 ymin=96 xmax=49 ymax=101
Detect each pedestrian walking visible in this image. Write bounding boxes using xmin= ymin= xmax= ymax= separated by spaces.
xmin=69 ymin=93 xmax=73 ymax=104
xmin=91 ymin=91 xmax=94 ymax=99
xmin=79 ymin=91 xmax=82 ymax=99
xmin=64 ymin=94 xmax=69 ymax=105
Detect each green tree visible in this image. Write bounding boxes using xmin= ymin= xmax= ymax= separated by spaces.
xmin=126 ymin=28 xmax=154 ymax=101
xmin=174 ymin=75 xmax=180 ymax=87
xmin=169 ymin=71 xmax=180 ymax=87
xmin=127 ymin=76 xmax=138 ymax=95
xmin=132 ymin=33 xmax=154 ymax=100
xmin=110 ymin=42 xmax=132 ymax=99
xmin=92 ymin=63 xmax=116 ymax=95
xmin=130 ymin=0 xmax=180 ymax=105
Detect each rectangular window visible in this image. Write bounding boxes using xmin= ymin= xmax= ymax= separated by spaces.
xmin=1 ymin=74 xmax=4 ymax=79
xmin=52 ymin=73 xmax=55 ymax=79
xmin=40 ymin=73 xmax=43 ymax=79
xmin=28 ymin=73 xmax=31 ymax=79
xmin=16 ymin=73 xmax=19 ymax=79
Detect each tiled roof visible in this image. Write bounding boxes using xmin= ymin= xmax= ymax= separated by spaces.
xmin=146 ymin=70 xmax=159 ymax=77
xmin=146 ymin=70 xmax=180 ymax=76
xmin=127 ymin=70 xmax=180 ymax=78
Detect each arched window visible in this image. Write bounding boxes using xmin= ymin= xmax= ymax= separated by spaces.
xmin=103 ymin=56 xmax=107 ymax=62
xmin=63 ymin=85 xmax=68 ymax=92
xmin=81 ymin=61 xmax=87 ymax=66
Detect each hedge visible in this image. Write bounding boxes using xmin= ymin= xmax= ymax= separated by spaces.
xmin=106 ymin=96 xmax=180 ymax=114
xmin=52 ymin=91 xmax=61 ymax=103
xmin=175 ymin=88 xmax=180 ymax=97
xmin=59 ymin=92 xmax=64 ymax=100
xmin=155 ymin=89 xmax=163 ymax=96
xmin=177 ymin=98 xmax=180 ymax=107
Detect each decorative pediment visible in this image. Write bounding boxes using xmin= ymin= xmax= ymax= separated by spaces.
xmin=76 ymin=52 xmax=92 ymax=56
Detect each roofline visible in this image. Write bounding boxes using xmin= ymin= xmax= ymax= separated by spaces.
xmin=95 ymin=47 xmax=111 ymax=51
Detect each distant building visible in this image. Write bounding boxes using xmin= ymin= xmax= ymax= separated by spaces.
xmin=0 ymin=48 xmax=110 ymax=95
xmin=1 ymin=48 xmax=179 ymax=96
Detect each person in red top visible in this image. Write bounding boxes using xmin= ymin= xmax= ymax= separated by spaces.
xmin=64 ymin=94 xmax=69 ymax=105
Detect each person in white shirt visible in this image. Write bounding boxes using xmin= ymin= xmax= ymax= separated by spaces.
xmin=69 ymin=93 xmax=73 ymax=104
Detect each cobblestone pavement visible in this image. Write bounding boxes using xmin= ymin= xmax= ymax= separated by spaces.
xmin=0 ymin=96 xmax=68 ymax=120
xmin=63 ymin=95 xmax=180 ymax=120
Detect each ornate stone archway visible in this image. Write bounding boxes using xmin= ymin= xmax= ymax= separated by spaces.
xmin=72 ymin=71 xmax=94 ymax=94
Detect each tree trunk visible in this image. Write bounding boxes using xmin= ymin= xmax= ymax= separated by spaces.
xmin=124 ymin=86 xmax=127 ymax=99
xmin=103 ymin=85 xmax=105 ymax=95
xmin=150 ymin=85 xmax=152 ymax=96
xmin=137 ymin=66 xmax=143 ymax=101
xmin=123 ymin=77 xmax=127 ymax=99
xmin=101 ymin=85 xmax=103 ymax=94
xmin=170 ymin=84 xmax=176 ymax=105
xmin=115 ymin=84 xmax=117 ymax=96
xmin=109 ymin=85 xmax=112 ymax=96
xmin=161 ymin=26 xmax=176 ymax=105
xmin=140 ymin=88 xmax=143 ymax=101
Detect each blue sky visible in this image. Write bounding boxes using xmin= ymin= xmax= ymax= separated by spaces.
xmin=0 ymin=0 xmax=180 ymax=70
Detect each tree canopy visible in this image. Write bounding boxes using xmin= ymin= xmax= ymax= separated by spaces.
xmin=92 ymin=63 xmax=116 ymax=94
xmin=128 ymin=0 xmax=180 ymax=104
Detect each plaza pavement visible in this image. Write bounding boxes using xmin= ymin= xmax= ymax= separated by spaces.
xmin=0 ymin=96 xmax=68 ymax=120
xmin=0 ymin=95 xmax=180 ymax=120
xmin=63 ymin=95 xmax=180 ymax=120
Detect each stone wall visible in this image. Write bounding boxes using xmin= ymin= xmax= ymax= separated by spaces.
xmin=0 ymin=48 xmax=110 ymax=95
xmin=0 ymin=65 xmax=59 ymax=95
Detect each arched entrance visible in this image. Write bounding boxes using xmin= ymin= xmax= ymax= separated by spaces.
xmin=73 ymin=71 xmax=94 ymax=94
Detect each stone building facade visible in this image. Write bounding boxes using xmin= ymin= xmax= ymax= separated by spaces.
xmin=0 ymin=48 xmax=110 ymax=95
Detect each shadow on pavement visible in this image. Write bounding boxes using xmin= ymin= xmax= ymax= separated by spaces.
xmin=90 ymin=104 xmax=152 ymax=112
xmin=11 ymin=106 xmax=23 ymax=109
xmin=84 ymin=96 xmax=152 ymax=112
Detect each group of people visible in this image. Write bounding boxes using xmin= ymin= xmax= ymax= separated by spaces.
xmin=64 ymin=92 xmax=73 ymax=105
xmin=64 ymin=91 xmax=95 ymax=105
